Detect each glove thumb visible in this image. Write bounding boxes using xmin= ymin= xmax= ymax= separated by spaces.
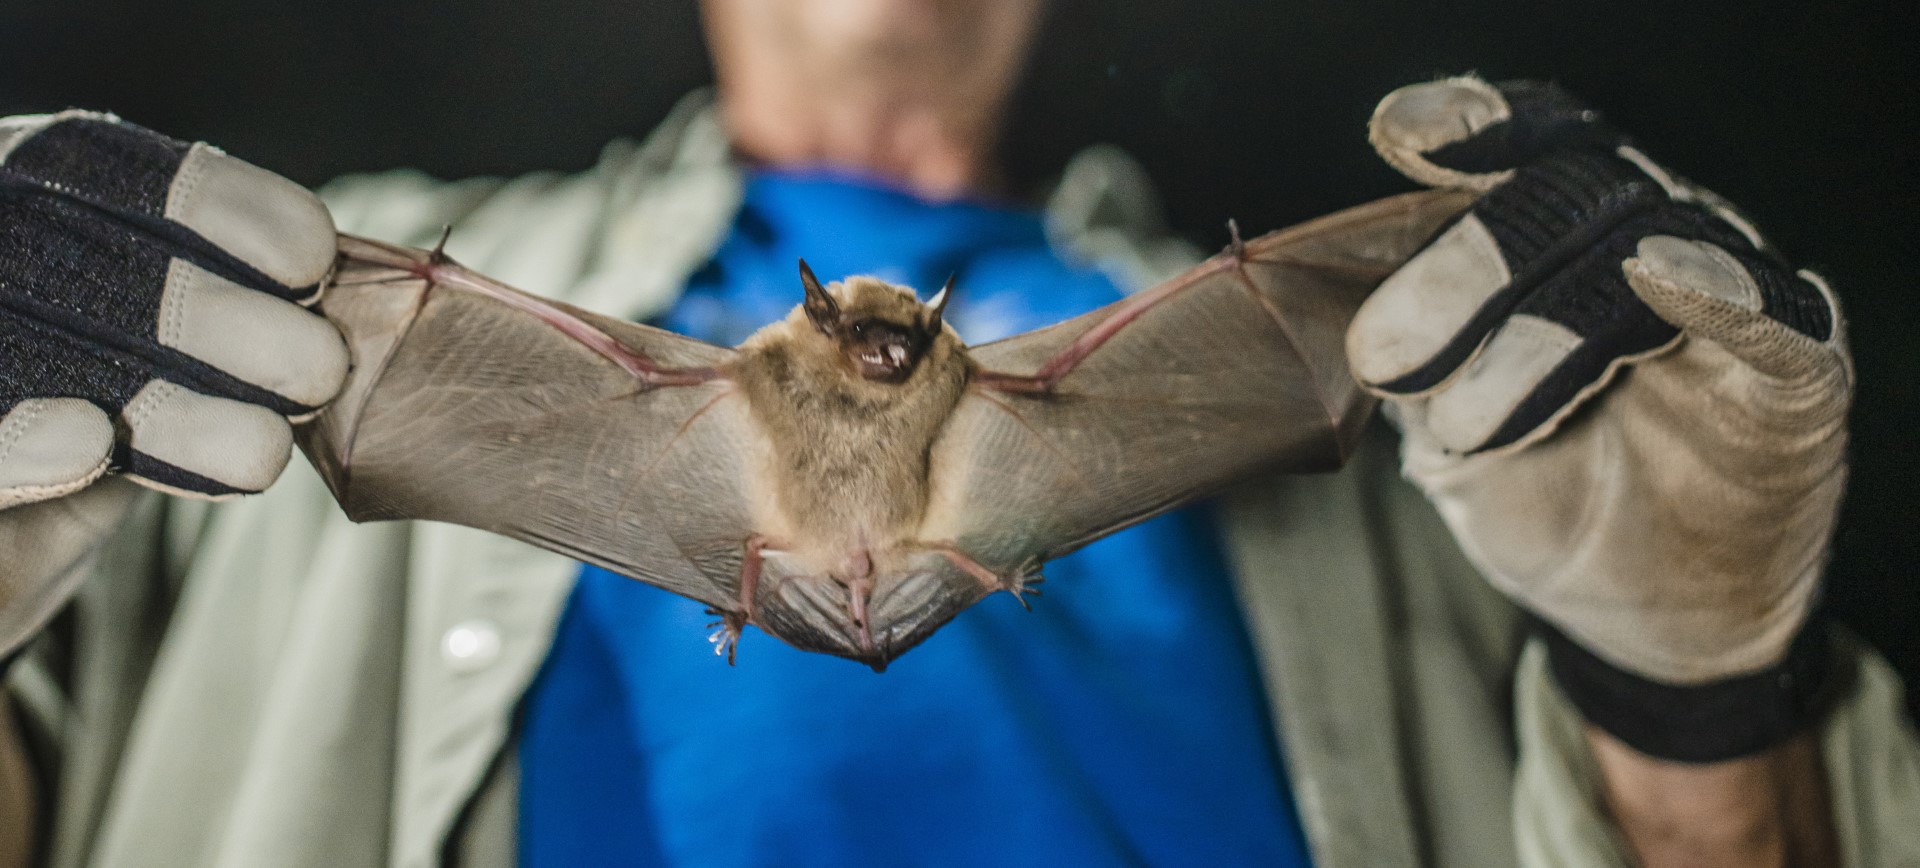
xmin=1623 ymin=235 xmax=1846 ymax=385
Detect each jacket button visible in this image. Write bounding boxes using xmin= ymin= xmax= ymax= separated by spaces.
xmin=441 ymin=619 xmax=502 ymax=671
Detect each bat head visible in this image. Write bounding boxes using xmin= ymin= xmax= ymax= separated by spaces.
xmin=798 ymin=260 xmax=953 ymax=384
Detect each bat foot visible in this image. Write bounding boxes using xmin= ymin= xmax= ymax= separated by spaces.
xmin=705 ymin=534 xmax=770 ymax=665
xmin=928 ymin=546 xmax=1044 ymax=610
xmin=706 ymin=609 xmax=749 ymax=665
xmin=1004 ymin=561 xmax=1045 ymax=611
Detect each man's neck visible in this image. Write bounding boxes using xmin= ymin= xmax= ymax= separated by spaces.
xmin=721 ymin=86 xmax=1003 ymax=201
xmin=699 ymin=0 xmax=1039 ymax=202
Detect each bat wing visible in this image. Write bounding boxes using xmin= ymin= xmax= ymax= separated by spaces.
xmin=922 ymin=189 xmax=1472 ymax=569
xmin=297 ymin=235 xmax=755 ymax=606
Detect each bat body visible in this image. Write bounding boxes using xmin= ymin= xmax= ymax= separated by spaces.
xmin=724 ymin=272 xmax=979 ymax=662
xmin=298 ymin=189 xmax=1470 ymax=669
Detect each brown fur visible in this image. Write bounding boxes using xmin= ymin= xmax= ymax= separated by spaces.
xmin=728 ymin=277 xmax=971 ymax=565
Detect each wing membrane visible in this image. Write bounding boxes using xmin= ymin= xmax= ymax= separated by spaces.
xmin=922 ymin=189 xmax=1472 ymax=568
xmin=298 ymin=235 xmax=755 ymax=605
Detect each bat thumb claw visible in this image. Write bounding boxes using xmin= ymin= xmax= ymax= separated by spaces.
xmin=1226 ymin=219 xmax=1247 ymax=260
xmin=429 ymin=225 xmax=454 ymax=263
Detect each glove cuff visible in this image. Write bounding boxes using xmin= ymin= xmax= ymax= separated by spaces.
xmin=1534 ymin=616 xmax=1847 ymax=763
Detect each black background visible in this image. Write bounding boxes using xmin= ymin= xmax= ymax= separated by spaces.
xmin=3 ymin=0 xmax=1914 ymax=705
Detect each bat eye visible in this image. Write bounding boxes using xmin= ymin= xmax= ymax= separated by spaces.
xmin=850 ymin=322 xmax=866 ymax=336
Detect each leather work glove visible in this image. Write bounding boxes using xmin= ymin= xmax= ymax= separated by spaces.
xmin=0 ymin=112 xmax=344 ymax=659
xmin=0 ymin=110 xmax=345 ymax=509
xmin=1349 ymin=76 xmax=1851 ymax=760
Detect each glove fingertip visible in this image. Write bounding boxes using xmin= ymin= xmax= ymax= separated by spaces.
xmin=1348 ymin=214 xmax=1515 ymax=394
xmin=1369 ymin=75 xmax=1516 ymax=192
xmin=167 ymin=146 xmax=337 ymax=297
xmin=0 ymin=399 xmax=114 ymax=510
xmin=122 ymin=382 xmax=293 ymax=499
xmin=1624 ymin=237 xmax=1837 ymax=382
xmin=0 ymin=113 xmax=59 ymax=164
xmin=1627 ymin=235 xmax=1763 ymax=312
xmin=158 ymin=259 xmax=350 ymax=409
xmin=1423 ymin=314 xmax=1585 ymax=454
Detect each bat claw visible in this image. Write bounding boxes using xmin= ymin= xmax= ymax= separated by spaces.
xmin=1005 ymin=561 xmax=1045 ymax=611
xmin=927 ymin=546 xmax=1044 ymax=611
xmin=707 ymin=608 xmax=748 ymax=665
xmin=704 ymin=534 xmax=767 ymax=665
xmin=429 ymin=225 xmax=454 ymax=263
xmin=1226 ymin=219 xmax=1247 ymax=260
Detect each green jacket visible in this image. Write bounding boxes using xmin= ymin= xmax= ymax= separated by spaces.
xmin=7 ymin=92 xmax=1918 ymax=868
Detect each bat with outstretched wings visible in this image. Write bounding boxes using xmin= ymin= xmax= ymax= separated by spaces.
xmin=297 ymin=189 xmax=1469 ymax=669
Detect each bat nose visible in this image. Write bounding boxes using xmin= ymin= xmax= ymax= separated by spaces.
xmin=753 ymin=570 xmax=991 ymax=670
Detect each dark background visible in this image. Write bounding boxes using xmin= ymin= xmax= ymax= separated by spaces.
xmin=2 ymin=0 xmax=1914 ymax=703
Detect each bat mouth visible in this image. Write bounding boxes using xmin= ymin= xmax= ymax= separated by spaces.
xmin=858 ymin=345 xmax=909 ymax=368
xmin=751 ymin=569 xmax=991 ymax=671
xmin=850 ymin=343 xmax=916 ymax=383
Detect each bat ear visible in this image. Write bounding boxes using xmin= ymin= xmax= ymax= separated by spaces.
xmin=925 ymin=273 xmax=955 ymax=333
xmin=798 ymin=259 xmax=839 ymax=334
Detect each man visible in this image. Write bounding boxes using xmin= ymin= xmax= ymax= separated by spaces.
xmin=0 ymin=1 xmax=1914 ymax=866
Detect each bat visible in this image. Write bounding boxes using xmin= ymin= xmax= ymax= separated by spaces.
xmin=297 ymin=188 xmax=1470 ymax=670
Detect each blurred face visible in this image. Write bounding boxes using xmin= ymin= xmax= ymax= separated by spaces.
xmin=704 ymin=0 xmax=1046 ymax=106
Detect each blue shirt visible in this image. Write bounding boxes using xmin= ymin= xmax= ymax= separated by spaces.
xmin=519 ymin=169 xmax=1312 ymax=867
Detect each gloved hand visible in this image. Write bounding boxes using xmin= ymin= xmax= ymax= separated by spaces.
xmin=0 ymin=110 xmax=345 ymax=509
xmin=1349 ymin=77 xmax=1851 ymax=760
